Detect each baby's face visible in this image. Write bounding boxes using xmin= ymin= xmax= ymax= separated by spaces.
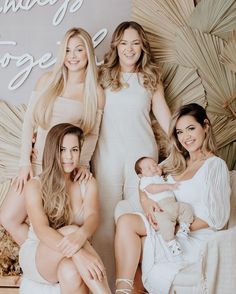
xmin=139 ymin=158 xmax=162 ymax=177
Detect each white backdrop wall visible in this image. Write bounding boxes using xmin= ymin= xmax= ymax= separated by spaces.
xmin=0 ymin=0 xmax=131 ymax=104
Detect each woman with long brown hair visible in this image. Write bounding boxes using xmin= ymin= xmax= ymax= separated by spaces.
xmin=19 ymin=123 xmax=111 ymax=294
xmin=114 ymin=103 xmax=231 ymax=293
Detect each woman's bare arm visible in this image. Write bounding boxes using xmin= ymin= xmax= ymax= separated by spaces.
xmin=57 ymin=178 xmax=100 ymax=255
xmin=151 ymin=82 xmax=171 ymax=135
xmin=24 ymin=179 xmax=64 ymax=252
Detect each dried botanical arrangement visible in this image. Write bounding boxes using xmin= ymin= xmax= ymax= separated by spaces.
xmin=132 ymin=0 xmax=236 ymax=169
xmin=0 ymin=101 xmax=25 ymax=276
xmin=0 ymin=226 xmax=21 ymax=276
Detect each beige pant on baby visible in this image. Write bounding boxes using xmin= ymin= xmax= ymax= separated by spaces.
xmin=154 ymin=196 xmax=194 ymax=241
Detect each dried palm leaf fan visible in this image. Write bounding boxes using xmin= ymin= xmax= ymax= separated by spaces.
xmin=151 ymin=63 xmax=207 ymax=160
xmin=132 ymin=0 xmax=206 ymax=159
xmin=0 ymin=180 xmax=11 ymax=207
xmin=186 ymin=0 xmax=236 ymax=159
xmin=217 ymin=143 xmax=236 ymax=170
xmin=0 ymin=101 xmax=26 ymax=184
xmin=132 ymin=0 xmax=205 ymax=110
xmin=132 ymin=0 xmax=195 ymax=63
xmin=188 ymin=0 xmax=236 ymax=41
xmin=175 ymin=27 xmax=236 ymax=165
xmin=219 ymin=31 xmax=236 ymax=73
xmin=209 ymin=113 xmax=236 ymax=147
xmin=208 ymin=112 xmax=236 ymax=146
xmin=131 ymin=0 xmax=236 ymax=169
xmin=0 ymin=102 xmax=26 ymax=276
xmin=162 ymin=64 xmax=206 ymax=111
xmin=132 ymin=0 xmax=206 ymax=109
xmin=175 ymin=27 xmax=236 ymax=115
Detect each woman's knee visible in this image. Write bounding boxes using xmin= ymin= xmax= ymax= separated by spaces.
xmin=0 ymin=206 xmax=14 ymax=229
xmin=116 ymin=214 xmax=145 ymax=235
xmin=117 ymin=214 xmax=138 ymax=232
xmin=57 ymin=258 xmax=83 ymax=290
xmin=0 ymin=187 xmax=25 ymax=228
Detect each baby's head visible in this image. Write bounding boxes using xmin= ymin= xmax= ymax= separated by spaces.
xmin=135 ymin=157 xmax=162 ymax=177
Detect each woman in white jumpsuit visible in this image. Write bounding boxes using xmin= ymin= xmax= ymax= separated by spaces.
xmin=92 ymin=21 xmax=171 ymax=288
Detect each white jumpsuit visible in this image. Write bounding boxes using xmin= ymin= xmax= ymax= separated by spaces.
xmin=92 ymin=73 xmax=159 ymax=287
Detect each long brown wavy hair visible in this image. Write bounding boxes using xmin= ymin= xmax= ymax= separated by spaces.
xmin=99 ymin=21 xmax=161 ymax=93
xmin=40 ymin=123 xmax=84 ymax=229
xmin=163 ymin=103 xmax=216 ymax=175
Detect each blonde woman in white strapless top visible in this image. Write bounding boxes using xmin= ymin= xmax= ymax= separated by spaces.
xmin=0 ymin=27 xmax=105 ymax=246
xmin=19 ymin=123 xmax=111 ymax=294
xmin=92 ymin=21 xmax=171 ymax=289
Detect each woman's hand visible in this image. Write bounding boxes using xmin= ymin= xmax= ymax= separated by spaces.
xmin=12 ymin=165 xmax=33 ymax=194
xmin=75 ymin=248 xmax=106 ymax=281
xmin=140 ymin=190 xmax=162 ymax=230
xmin=57 ymin=228 xmax=87 ymax=258
xmin=74 ymin=166 xmax=93 ymax=183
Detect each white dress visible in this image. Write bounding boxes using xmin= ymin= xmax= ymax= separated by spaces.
xmin=19 ymin=182 xmax=87 ymax=294
xmin=92 ymin=73 xmax=159 ymax=287
xmin=139 ymin=156 xmax=231 ymax=294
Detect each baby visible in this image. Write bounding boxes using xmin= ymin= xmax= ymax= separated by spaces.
xmin=135 ymin=157 xmax=194 ymax=256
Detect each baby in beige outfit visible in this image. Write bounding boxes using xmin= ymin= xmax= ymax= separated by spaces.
xmin=135 ymin=157 xmax=194 ymax=256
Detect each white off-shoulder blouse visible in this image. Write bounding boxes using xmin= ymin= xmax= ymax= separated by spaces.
xmin=140 ymin=156 xmax=231 ymax=294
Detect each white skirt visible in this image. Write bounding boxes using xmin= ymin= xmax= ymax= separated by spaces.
xmin=135 ymin=212 xmax=214 ymax=294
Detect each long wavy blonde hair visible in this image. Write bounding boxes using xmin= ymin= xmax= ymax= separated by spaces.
xmin=99 ymin=21 xmax=161 ymax=94
xmin=40 ymin=123 xmax=84 ymax=229
xmin=34 ymin=27 xmax=98 ymax=135
xmin=163 ymin=103 xmax=216 ymax=176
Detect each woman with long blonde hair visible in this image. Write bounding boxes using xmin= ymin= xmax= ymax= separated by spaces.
xmin=92 ymin=21 xmax=171 ymax=288
xmin=19 ymin=123 xmax=111 ymax=294
xmin=0 ymin=27 xmax=104 ymax=246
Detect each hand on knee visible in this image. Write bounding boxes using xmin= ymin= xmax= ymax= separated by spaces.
xmin=73 ymin=249 xmax=106 ymax=282
xmin=116 ymin=214 xmax=138 ymax=237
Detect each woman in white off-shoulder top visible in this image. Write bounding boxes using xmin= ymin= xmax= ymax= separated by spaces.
xmin=114 ymin=103 xmax=231 ymax=294
xmin=0 ymin=27 xmax=104 ymax=245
